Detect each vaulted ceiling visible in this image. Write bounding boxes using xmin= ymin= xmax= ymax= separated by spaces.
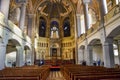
xmin=28 ymin=0 xmax=100 ymax=18
xmin=10 ymin=0 xmax=100 ymax=17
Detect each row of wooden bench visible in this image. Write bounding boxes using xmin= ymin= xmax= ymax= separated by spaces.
xmin=61 ymin=64 xmax=120 ymax=80
xmin=0 ymin=65 xmax=50 ymax=80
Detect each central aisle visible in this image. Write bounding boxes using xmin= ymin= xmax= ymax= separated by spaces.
xmin=46 ymin=71 xmax=66 ymax=80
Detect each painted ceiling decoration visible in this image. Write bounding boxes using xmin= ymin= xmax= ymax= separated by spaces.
xmin=36 ymin=0 xmax=74 ymax=18
xmin=11 ymin=0 xmax=100 ymax=18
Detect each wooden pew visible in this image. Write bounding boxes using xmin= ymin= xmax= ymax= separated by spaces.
xmin=0 ymin=65 xmax=50 ymax=80
xmin=61 ymin=64 xmax=120 ymax=80
xmin=74 ymin=74 xmax=120 ymax=80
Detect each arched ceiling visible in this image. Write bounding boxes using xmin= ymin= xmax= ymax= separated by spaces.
xmin=31 ymin=0 xmax=77 ymax=18
xmin=11 ymin=0 xmax=101 ymax=16
xmin=28 ymin=0 xmax=100 ymax=17
xmin=37 ymin=0 xmax=69 ymax=18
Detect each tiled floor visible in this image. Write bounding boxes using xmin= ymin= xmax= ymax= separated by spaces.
xmin=46 ymin=71 xmax=66 ymax=80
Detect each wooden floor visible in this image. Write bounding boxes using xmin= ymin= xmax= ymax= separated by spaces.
xmin=46 ymin=71 xmax=66 ymax=80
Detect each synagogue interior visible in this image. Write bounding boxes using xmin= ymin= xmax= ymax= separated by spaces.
xmin=0 ymin=0 xmax=120 ymax=80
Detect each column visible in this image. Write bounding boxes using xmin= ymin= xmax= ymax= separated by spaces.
xmin=27 ymin=14 xmax=34 ymax=38
xmin=85 ymin=45 xmax=93 ymax=65
xmin=16 ymin=46 xmax=24 ymax=67
xmin=83 ymin=0 xmax=90 ymax=31
xmin=19 ymin=3 xmax=26 ymax=31
xmin=0 ymin=42 xmax=6 ymax=70
xmin=0 ymin=0 xmax=10 ymax=23
xmin=78 ymin=49 xmax=84 ymax=64
xmin=76 ymin=14 xmax=81 ymax=37
xmin=102 ymin=38 xmax=115 ymax=68
xmin=25 ymin=49 xmax=32 ymax=65
xmin=29 ymin=49 xmax=33 ymax=65
xmin=99 ymin=0 xmax=107 ymax=16
xmin=98 ymin=0 xmax=107 ymax=26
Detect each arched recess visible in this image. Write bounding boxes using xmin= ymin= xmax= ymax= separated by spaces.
xmin=107 ymin=25 xmax=120 ymax=65
xmin=6 ymin=39 xmax=21 ymax=67
xmin=88 ymin=39 xmax=103 ymax=65
xmin=78 ymin=45 xmax=85 ymax=64
xmin=50 ymin=43 xmax=59 ymax=57
xmin=39 ymin=17 xmax=46 ymax=37
xmin=63 ymin=17 xmax=71 ymax=37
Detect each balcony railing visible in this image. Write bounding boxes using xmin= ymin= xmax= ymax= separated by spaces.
xmin=0 ymin=12 xmax=31 ymax=44
xmin=78 ymin=3 xmax=120 ymax=44
xmin=78 ymin=21 xmax=100 ymax=43
xmin=104 ymin=4 xmax=120 ymax=23
xmin=78 ymin=33 xmax=86 ymax=43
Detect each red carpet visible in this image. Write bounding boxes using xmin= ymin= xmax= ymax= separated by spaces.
xmin=50 ymin=66 xmax=60 ymax=71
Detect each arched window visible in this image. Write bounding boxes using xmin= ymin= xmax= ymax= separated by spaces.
xmin=63 ymin=17 xmax=71 ymax=37
xmin=50 ymin=21 xmax=59 ymax=38
xmin=39 ymin=17 xmax=46 ymax=37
